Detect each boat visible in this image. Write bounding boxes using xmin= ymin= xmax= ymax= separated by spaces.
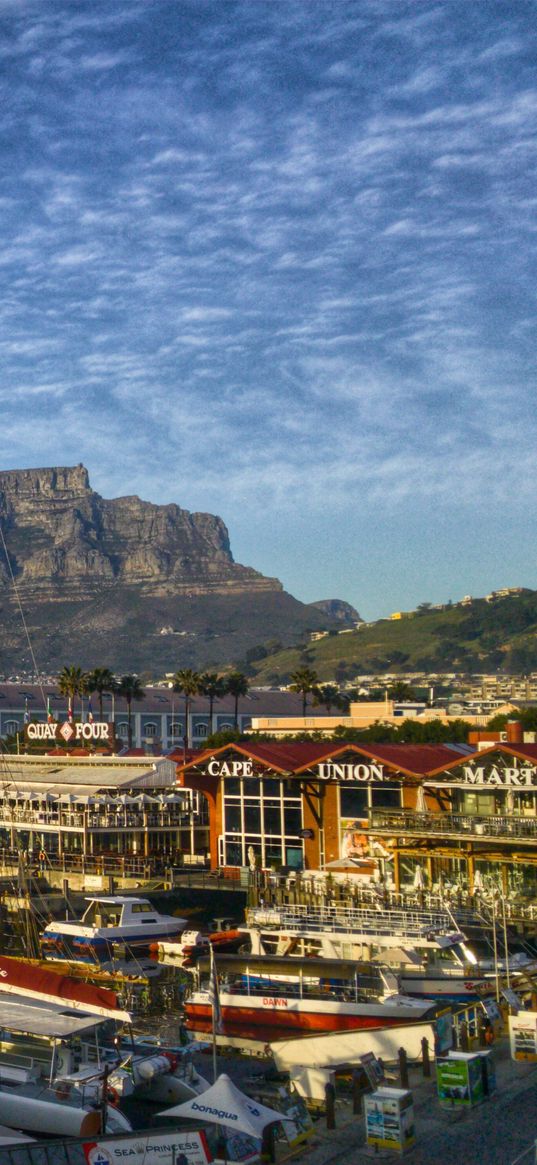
xmin=184 ymin=953 xmax=437 ymax=1041
xmin=152 ymin=927 xmax=244 ymax=966
xmin=240 ymin=903 xmax=493 ymax=1001
xmin=40 ymin=895 xmax=188 ymax=961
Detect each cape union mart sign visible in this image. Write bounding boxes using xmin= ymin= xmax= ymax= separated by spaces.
xmin=26 ymin=721 xmax=113 ymax=745
xmin=461 ymin=764 xmax=537 ymax=787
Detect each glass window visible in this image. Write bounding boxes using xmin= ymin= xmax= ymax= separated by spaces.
xmin=224 ymin=840 xmax=243 ymax=866
xmin=116 ymin=722 xmax=128 ymax=739
xmin=244 ymin=804 xmax=261 ymax=833
xmin=284 ymin=806 xmax=302 ymax=835
xmin=262 ymin=779 xmax=281 ymax=799
xmin=265 ymin=842 xmax=284 ymax=867
xmin=143 ymin=722 xmax=157 ymax=737
xmin=223 ymin=778 xmax=240 ymax=796
xmin=371 ymin=785 xmax=401 ymax=809
xmin=224 ymin=804 xmax=242 ymax=833
xmin=286 ymin=846 xmax=304 ymax=869
xmin=340 ymin=787 xmax=368 ymax=816
xmin=263 ymin=805 xmax=282 ymax=835
xmin=243 ymin=778 xmax=261 ymax=797
xmin=194 ymin=723 xmax=208 ymax=737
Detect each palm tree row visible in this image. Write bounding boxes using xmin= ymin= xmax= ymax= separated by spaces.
xmin=56 ymin=665 xmax=251 ymax=750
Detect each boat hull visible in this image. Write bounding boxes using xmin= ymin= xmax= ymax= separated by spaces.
xmin=185 ymin=991 xmax=433 ymax=1039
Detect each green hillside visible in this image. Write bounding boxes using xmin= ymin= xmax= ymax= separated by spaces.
xmin=245 ymin=590 xmax=537 ymax=683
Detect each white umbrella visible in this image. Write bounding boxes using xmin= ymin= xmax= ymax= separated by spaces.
xmin=473 ymin=870 xmax=484 ymax=893
xmin=416 ymin=785 xmax=427 ymax=812
xmin=157 ymin=1074 xmax=286 ymax=1139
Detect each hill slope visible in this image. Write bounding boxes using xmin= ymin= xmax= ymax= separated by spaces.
xmin=249 ymin=591 xmax=537 ymax=683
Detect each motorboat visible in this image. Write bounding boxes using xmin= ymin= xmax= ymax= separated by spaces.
xmin=241 ymin=903 xmax=492 ymax=1001
xmin=184 ymin=952 xmax=437 ymax=1041
xmin=40 ymin=895 xmax=188 ymax=961
xmin=152 ymin=927 xmax=244 ymax=966
xmin=0 ymin=955 xmax=211 ymax=1115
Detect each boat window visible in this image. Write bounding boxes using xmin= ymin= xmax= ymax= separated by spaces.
xmin=131 ymin=903 xmax=153 ymax=913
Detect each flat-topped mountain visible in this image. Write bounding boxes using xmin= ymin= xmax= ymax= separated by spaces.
xmin=0 ymin=465 xmax=340 ymax=673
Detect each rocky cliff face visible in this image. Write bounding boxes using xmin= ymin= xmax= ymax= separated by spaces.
xmin=0 ymin=465 xmax=336 ymax=674
xmin=0 ymin=465 xmax=280 ymax=597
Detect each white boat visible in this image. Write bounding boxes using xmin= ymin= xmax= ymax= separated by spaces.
xmin=0 ymin=956 xmax=211 ymax=1115
xmin=241 ymin=903 xmax=492 ymax=1001
xmin=40 ymin=895 xmax=188 ymax=961
xmin=185 ymin=953 xmax=436 ymax=1040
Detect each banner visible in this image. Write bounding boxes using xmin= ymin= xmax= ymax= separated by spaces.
xmin=84 ymin=1131 xmax=211 ymax=1165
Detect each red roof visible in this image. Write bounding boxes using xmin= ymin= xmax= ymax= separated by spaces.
xmin=179 ymin=740 xmax=468 ymax=778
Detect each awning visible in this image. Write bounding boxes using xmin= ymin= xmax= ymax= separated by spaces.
xmin=158 ymin=1073 xmax=285 ymax=1138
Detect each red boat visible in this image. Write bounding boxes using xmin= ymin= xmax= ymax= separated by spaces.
xmin=184 ymin=953 xmax=436 ymax=1040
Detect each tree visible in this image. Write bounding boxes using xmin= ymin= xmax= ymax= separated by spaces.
xmin=58 ymin=666 xmax=87 ymax=719
xmin=85 ymin=667 xmax=117 ymax=721
xmin=173 ymin=668 xmax=202 ymax=748
xmin=117 ymin=674 xmax=145 ymax=749
xmin=313 ymin=684 xmax=342 ymax=713
xmin=225 ymin=671 xmax=249 ymax=727
xmin=199 ymin=672 xmax=226 ymax=737
xmin=289 ymin=667 xmax=320 ymax=716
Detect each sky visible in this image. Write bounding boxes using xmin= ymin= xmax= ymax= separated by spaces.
xmin=0 ymin=0 xmax=536 ymax=621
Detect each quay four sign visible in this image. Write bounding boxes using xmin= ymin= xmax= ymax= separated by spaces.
xmin=26 ymin=721 xmax=113 ymax=744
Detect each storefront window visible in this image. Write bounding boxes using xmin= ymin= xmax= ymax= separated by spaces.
xmin=223 ymin=804 xmax=241 ymax=833
xmin=284 ymin=806 xmax=302 ymax=834
xmin=340 ymin=788 xmax=368 ymax=816
xmin=263 ymin=805 xmax=282 ymax=834
xmin=371 ymin=784 xmax=401 ymax=809
xmin=263 ymin=779 xmax=281 ymax=798
xmin=244 ymin=804 xmax=261 ymax=833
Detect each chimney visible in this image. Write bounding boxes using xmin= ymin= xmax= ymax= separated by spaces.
xmin=506 ymin=719 xmax=523 ymax=744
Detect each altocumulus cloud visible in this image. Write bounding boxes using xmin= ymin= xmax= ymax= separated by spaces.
xmin=0 ymin=0 xmax=535 ymax=611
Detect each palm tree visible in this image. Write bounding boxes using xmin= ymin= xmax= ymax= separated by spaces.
xmin=173 ymin=669 xmax=202 ymax=749
xmin=58 ymin=665 xmax=88 ymax=720
xmin=85 ymin=667 xmax=117 ymax=720
xmin=225 ymin=671 xmax=249 ymax=728
xmin=199 ymin=672 xmax=226 ymax=738
xmin=313 ymin=683 xmax=341 ymax=714
xmin=117 ymin=674 xmax=145 ymax=749
xmin=289 ymin=667 xmax=320 ymax=717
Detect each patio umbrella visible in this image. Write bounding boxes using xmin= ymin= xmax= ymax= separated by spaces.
xmin=416 ymin=785 xmax=427 ymax=812
xmin=413 ymin=865 xmax=425 ymax=890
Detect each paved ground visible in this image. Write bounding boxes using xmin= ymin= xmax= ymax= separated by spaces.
xmin=276 ymin=1039 xmax=537 ymax=1165
xmin=204 ymin=1037 xmax=537 ymax=1165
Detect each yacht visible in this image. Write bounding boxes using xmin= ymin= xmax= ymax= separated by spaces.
xmin=240 ymin=903 xmax=492 ymax=1001
xmin=40 ymin=895 xmax=188 ymax=961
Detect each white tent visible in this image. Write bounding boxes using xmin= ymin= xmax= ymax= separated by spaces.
xmin=157 ymin=1073 xmax=285 ymax=1138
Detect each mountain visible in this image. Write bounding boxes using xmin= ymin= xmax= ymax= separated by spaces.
xmin=0 ymin=465 xmax=341 ymax=674
xmin=248 ymin=590 xmax=537 ymax=683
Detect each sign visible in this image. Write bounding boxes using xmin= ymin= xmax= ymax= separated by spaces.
xmin=83 ymin=1131 xmax=211 ymax=1165
xmin=318 ymin=762 xmax=388 ymax=783
xmin=360 ymin=1052 xmax=385 ymax=1090
xmin=461 ymin=764 xmax=537 ymax=788
xmin=207 ymin=758 xmax=255 ymax=778
xmin=26 ymin=721 xmax=113 ymax=744
xmin=436 ymin=1054 xmax=484 ymax=1108
xmin=340 ymin=817 xmax=371 ymax=861
xmin=298 ymin=828 xmax=314 ymax=839
xmin=364 ymin=1088 xmax=415 ymax=1154
xmin=509 ymin=1012 xmax=537 ymax=1061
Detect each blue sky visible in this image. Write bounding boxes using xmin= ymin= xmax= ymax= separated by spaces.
xmin=1 ymin=1 xmax=536 ymax=620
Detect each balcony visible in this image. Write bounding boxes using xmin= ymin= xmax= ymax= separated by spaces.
xmin=369 ymin=809 xmax=537 ymax=843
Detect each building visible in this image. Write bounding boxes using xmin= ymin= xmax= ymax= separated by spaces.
xmin=0 ymin=752 xmax=208 ymax=868
xmin=250 ymin=699 xmax=517 ymax=737
xmin=0 ymin=683 xmax=335 ymax=751
xmin=178 ymin=734 xmax=537 ymax=901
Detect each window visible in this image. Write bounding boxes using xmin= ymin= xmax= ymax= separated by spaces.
xmin=116 ymin=722 xmax=129 ymax=739
xmin=143 ymin=722 xmax=157 ymax=737
xmin=4 ymin=720 xmax=20 ymax=736
xmin=194 ymin=723 xmax=208 ymax=737
xmin=169 ymin=721 xmax=183 ymax=738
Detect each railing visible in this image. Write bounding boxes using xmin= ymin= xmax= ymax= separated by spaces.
xmin=369 ymin=808 xmax=537 ymax=841
xmin=0 ymin=809 xmax=198 ymax=830
xmin=246 ymin=901 xmax=461 ymax=940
